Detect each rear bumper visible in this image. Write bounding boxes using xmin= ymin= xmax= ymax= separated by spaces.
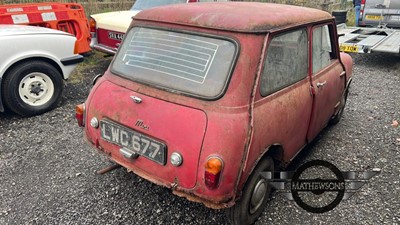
xmin=173 ymin=188 xmax=235 ymax=210
xmin=61 ymin=55 xmax=84 ymax=66
xmin=84 ymin=132 xmax=236 ymax=209
xmin=93 ymin=43 xmax=118 ymax=55
xmin=90 ymin=36 xmax=117 ymax=55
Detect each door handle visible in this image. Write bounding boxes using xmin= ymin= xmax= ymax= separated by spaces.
xmin=130 ymin=96 xmax=142 ymax=104
xmin=316 ymin=81 xmax=327 ymax=88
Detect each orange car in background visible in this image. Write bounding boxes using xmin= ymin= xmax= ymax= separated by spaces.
xmin=0 ymin=3 xmax=91 ymax=54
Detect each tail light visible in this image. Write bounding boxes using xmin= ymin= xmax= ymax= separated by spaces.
xmin=360 ymin=9 xmax=364 ymax=21
xmin=89 ymin=18 xmax=96 ymax=33
xmin=205 ymin=156 xmax=223 ymax=189
xmin=76 ymin=103 xmax=86 ymax=127
xmin=360 ymin=0 xmax=366 ymax=19
xmin=188 ymin=0 xmax=198 ymax=2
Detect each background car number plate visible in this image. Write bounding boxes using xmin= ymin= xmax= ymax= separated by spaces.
xmin=108 ymin=31 xmax=124 ymax=41
xmin=366 ymin=15 xmax=383 ymax=20
xmin=339 ymin=45 xmax=358 ymax=53
xmin=100 ymin=120 xmax=166 ymax=165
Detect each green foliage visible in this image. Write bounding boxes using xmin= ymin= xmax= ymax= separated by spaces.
xmin=346 ymin=8 xmax=356 ymax=26
xmin=68 ymin=51 xmax=110 ymax=84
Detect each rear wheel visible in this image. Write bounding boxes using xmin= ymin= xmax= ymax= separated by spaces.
xmin=2 ymin=60 xmax=63 ymax=116
xmin=225 ymin=157 xmax=274 ymax=225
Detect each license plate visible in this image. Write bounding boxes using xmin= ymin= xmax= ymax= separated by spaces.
xmin=339 ymin=45 xmax=359 ymax=53
xmin=365 ymin=15 xmax=383 ymax=20
xmin=108 ymin=31 xmax=124 ymax=41
xmin=100 ymin=120 xmax=166 ymax=165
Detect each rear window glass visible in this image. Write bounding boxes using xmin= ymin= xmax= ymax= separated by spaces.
xmin=111 ymin=27 xmax=237 ymax=99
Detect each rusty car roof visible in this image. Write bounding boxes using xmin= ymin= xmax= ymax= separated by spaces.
xmin=134 ymin=2 xmax=333 ymax=33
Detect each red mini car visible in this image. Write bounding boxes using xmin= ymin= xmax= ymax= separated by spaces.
xmin=77 ymin=2 xmax=353 ymax=225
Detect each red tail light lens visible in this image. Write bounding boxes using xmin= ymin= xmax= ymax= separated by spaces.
xmin=188 ymin=0 xmax=198 ymax=2
xmin=76 ymin=103 xmax=86 ymax=127
xmin=89 ymin=18 xmax=96 ymax=33
xmin=360 ymin=0 xmax=366 ymax=16
xmin=205 ymin=157 xmax=223 ymax=189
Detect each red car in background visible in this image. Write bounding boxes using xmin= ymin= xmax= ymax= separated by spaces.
xmin=89 ymin=0 xmax=225 ymax=55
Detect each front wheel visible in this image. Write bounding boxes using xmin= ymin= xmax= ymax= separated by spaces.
xmin=2 ymin=60 xmax=63 ymax=116
xmin=225 ymin=157 xmax=274 ymax=225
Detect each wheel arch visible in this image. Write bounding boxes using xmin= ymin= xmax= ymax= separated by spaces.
xmin=254 ymin=144 xmax=284 ymax=173
xmin=2 ymin=57 xmax=64 ymax=82
xmin=263 ymin=144 xmax=284 ymax=169
xmin=227 ymin=145 xmax=282 ymax=225
xmin=237 ymin=144 xmax=284 ymax=196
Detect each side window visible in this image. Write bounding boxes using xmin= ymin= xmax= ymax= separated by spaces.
xmin=260 ymin=29 xmax=308 ymax=97
xmin=312 ymin=25 xmax=335 ymax=74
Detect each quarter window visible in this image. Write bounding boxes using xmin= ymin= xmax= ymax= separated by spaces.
xmin=312 ymin=25 xmax=334 ymax=74
xmin=260 ymin=29 xmax=308 ymax=97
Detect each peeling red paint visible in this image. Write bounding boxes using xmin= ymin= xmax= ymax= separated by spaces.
xmin=134 ymin=3 xmax=333 ymax=33
xmin=81 ymin=2 xmax=353 ymax=212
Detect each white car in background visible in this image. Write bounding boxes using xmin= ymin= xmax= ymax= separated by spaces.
xmin=359 ymin=0 xmax=400 ymax=28
xmin=90 ymin=0 xmax=226 ymax=55
xmin=0 ymin=25 xmax=83 ymax=116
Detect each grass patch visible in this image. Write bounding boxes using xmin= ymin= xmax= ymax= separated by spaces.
xmin=346 ymin=9 xmax=356 ymax=27
xmin=68 ymin=51 xmax=112 ymax=84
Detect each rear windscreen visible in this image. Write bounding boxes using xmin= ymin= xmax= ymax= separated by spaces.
xmin=111 ymin=27 xmax=237 ymax=99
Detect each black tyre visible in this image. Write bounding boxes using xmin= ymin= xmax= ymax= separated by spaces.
xmin=225 ymin=157 xmax=274 ymax=225
xmin=2 ymin=60 xmax=63 ymax=116
xmin=330 ymin=88 xmax=349 ymax=125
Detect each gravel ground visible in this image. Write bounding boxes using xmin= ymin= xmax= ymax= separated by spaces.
xmin=0 ymin=52 xmax=399 ymax=225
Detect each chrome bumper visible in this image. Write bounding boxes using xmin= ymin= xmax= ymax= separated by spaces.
xmin=93 ymin=44 xmax=118 ymax=55
xmin=90 ymin=34 xmax=118 ymax=55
